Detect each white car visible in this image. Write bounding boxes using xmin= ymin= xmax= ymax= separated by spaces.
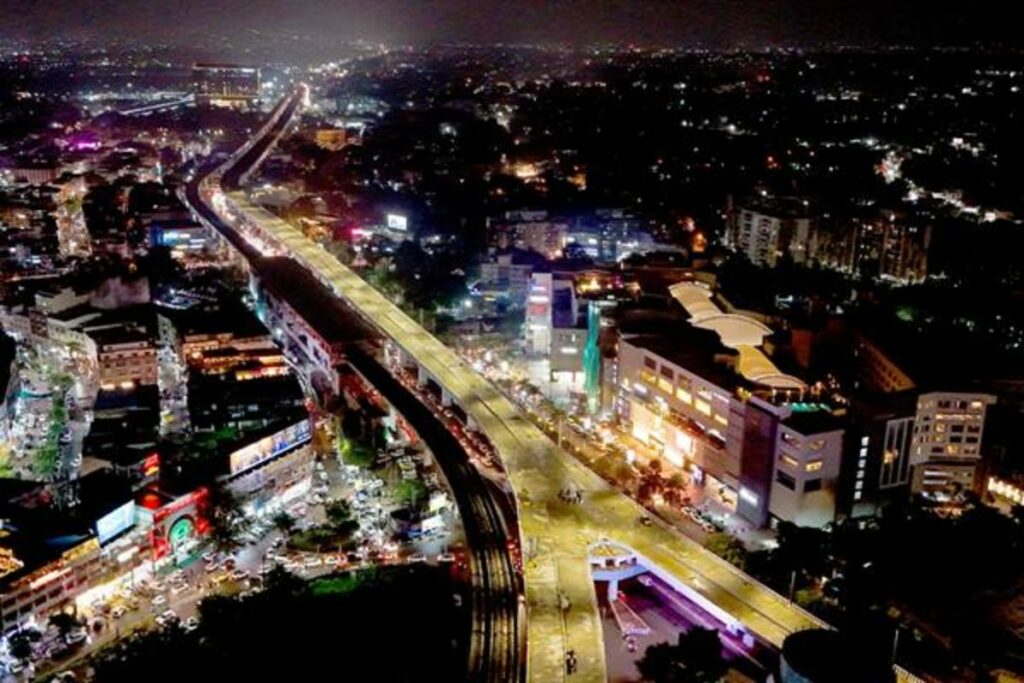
xmin=151 ymin=594 xmax=167 ymax=607
xmin=407 ymin=554 xmax=426 ymax=564
xmin=183 ymin=617 xmax=199 ymax=632
xmin=155 ymin=610 xmax=178 ymax=627
xmin=111 ymin=605 xmax=128 ymax=619
xmin=65 ymin=628 xmax=88 ymax=645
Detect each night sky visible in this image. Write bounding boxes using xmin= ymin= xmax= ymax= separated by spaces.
xmin=0 ymin=0 xmax=1018 ymax=50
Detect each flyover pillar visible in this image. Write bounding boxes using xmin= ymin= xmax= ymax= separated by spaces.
xmin=417 ymin=365 xmax=429 ymax=388
xmin=607 ymin=578 xmax=619 ymax=602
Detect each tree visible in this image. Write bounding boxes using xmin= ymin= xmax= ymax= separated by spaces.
xmin=271 ymin=510 xmax=296 ymax=536
xmin=636 ymin=627 xmax=728 ymax=683
xmin=49 ymin=612 xmax=82 ymax=639
xmin=325 ymin=500 xmax=353 ymax=528
xmin=396 ymin=479 xmax=427 ymax=508
xmin=8 ymin=630 xmax=38 ymax=661
xmin=204 ymin=483 xmax=252 ymax=555
xmin=705 ymin=532 xmax=748 ymax=570
xmin=614 ymin=461 xmax=639 ymax=490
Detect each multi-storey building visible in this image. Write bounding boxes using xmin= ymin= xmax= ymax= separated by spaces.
xmin=909 ymin=391 xmax=995 ymax=496
xmin=728 ymin=196 xmax=816 ymax=267
xmin=615 ymin=282 xmax=846 ymax=528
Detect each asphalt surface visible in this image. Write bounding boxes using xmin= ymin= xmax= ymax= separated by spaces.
xmin=182 ymin=89 xmax=524 ymax=683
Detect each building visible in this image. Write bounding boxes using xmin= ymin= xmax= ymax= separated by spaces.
xmin=769 ymin=412 xmax=845 ymax=528
xmin=148 ymin=220 xmax=213 ymax=258
xmin=908 ymin=391 xmax=995 ymax=497
xmin=852 ymin=331 xmax=917 ymax=394
xmin=525 ymin=272 xmax=579 ymax=360
xmin=815 ymin=210 xmax=932 ymax=283
xmin=615 ymin=282 xmax=848 ymax=528
xmin=728 ymin=196 xmax=816 ymax=267
xmin=192 ymin=63 xmax=260 ymax=108
xmin=487 ymin=210 xmax=568 ymax=258
xmin=476 ymin=251 xmax=540 ymax=307
xmin=87 ymin=313 xmax=158 ymax=389
xmin=0 ymin=472 xmax=136 ymax=633
xmin=314 ymin=128 xmax=349 ymax=151
xmin=157 ymin=296 xmax=274 ymax=363
xmin=0 ymin=332 xmax=17 ymax=445
xmin=252 ymin=257 xmax=371 ymax=402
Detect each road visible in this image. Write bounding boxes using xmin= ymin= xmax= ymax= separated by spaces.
xmin=183 ymin=90 xmax=523 ymax=683
xmin=190 ymin=87 xmax=826 ymax=683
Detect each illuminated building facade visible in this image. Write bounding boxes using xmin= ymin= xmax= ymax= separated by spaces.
xmin=193 ymin=63 xmax=260 ymax=108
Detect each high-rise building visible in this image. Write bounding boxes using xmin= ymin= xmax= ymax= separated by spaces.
xmin=909 ymin=391 xmax=995 ymax=496
xmin=193 ymin=63 xmax=260 ymax=108
xmin=728 ymin=196 xmax=816 ymax=267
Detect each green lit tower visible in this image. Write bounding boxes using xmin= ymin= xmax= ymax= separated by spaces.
xmin=583 ymin=301 xmax=601 ymax=414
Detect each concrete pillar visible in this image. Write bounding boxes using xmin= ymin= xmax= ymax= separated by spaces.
xmin=417 ymin=365 xmax=429 ymax=387
xmin=441 ymin=389 xmax=454 ymax=407
xmin=467 ymin=415 xmax=479 ymax=431
xmin=607 ymin=578 xmax=619 ymax=602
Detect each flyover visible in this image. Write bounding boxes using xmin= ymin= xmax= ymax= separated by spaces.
xmin=196 ymin=88 xmax=829 ymax=682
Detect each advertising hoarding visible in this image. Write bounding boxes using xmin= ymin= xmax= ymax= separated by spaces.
xmin=96 ymin=501 xmax=136 ymax=545
xmin=228 ymin=420 xmax=312 ymax=476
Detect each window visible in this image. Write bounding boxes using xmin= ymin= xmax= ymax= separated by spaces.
xmin=657 ymin=378 xmax=673 ymax=393
xmin=659 ymin=366 xmax=674 ymax=380
xmin=804 ymin=478 xmax=822 ymax=493
xmin=694 ymin=399 xmax=711 ymax=417
xmin=776 ymin=471 xmax=796 ymax=490
xmin=808 ymin=439 xmax=826 ymax=451
xmin=780 ymin=454 xmax=800 ymax=468
xmin=805 ymin=460 xmax=823 ymax=473
xmin=643 ymin=356 xmax=657 ymax=370
xmin=675 ymin=388 xmax=692 ymax=404
xmin=781 ymin=432 xmax=801 ymax=448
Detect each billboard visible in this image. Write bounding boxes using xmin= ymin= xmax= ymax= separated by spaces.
xmin=386 ymin=213 xmax=408 ymax=232
xmin=228 ymin=420 xmax=312 ymax=476
xmin=96 ymin=501 xmax=136 ymax=545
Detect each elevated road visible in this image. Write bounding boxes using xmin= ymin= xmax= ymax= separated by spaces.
xmin=184 ymin=89 xmax=524 ymax=683
xmin=192 ymin=88 xmax=826 ymax=683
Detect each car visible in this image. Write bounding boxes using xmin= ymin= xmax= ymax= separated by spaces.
xmin=202 ymin=551 xmax=217 ymax=563
xmin=437 ymin=553 xmax=456 ymax=564
xmin=9 ymin=660 xmax=24 ymax=674
xmin=156 ymin=610 xmax=178 ymax=627
xmin=151 ymin=594 xmax=167 ymax=606
xmin=212 ymin=571 xmax=231 ymax=584
xmin=407 ymin=554 xmax=426 ymax=564
xmin=65 ymin=629 xmax=88 ymax=645
xmin=638 ymin=515 xmax=653 ymax=527
xmin=183 ymin=617 xmax=199 ymax=632
xmin=111 ymin=605 xmax=127 ymax=619
xmin=171 ymin=582 xmax=189 ymax=595
xmin=205 ymin=561 xmax=220 ymax=573
xmin=230 ymin=569 xmax=248 ymax=581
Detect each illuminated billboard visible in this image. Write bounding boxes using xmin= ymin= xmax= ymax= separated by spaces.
xmin=386 ymin=213 xmax=408 ymax=232
xmin=228 ymin=420 xmax=312 ymax=476
xmin=96 ymin=501 xmax=136 ymax=545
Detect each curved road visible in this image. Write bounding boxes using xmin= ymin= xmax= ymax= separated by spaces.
xmin=182 ymin=90 xmax=524 ymax=683
xmin=189 ymin=87 xmax=834 ymax=683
